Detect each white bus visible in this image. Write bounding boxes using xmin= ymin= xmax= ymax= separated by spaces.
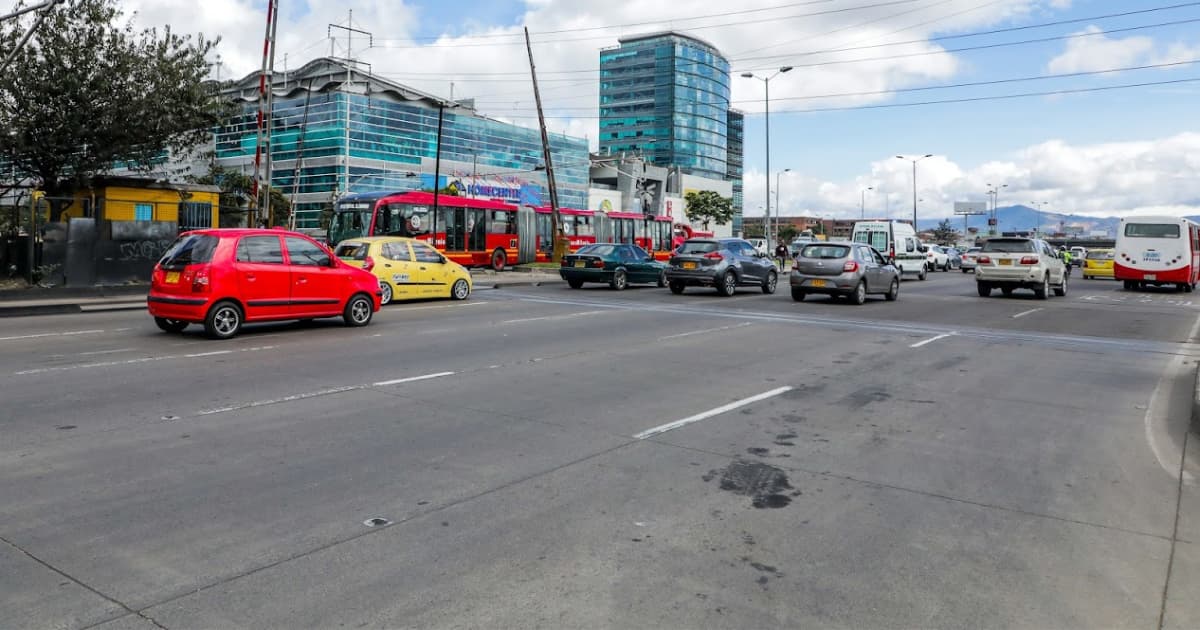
xmin=1113 ymin=216 xmax=1200 ymax=292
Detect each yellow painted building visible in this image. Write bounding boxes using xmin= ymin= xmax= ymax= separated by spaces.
xmin=67 ymin=177 xmax=221 ymax=229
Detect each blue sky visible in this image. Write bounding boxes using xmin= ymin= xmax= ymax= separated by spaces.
xmin=97 ymin=0 xmax=1200 ymax=218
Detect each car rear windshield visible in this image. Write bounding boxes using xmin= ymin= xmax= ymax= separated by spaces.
xmin=1087 ymin=250 xmax=1115 ymax=260
xmin=1124 ymin=223 xmax=1180 ymax=238
xmin=159 ymin=234 xmax=217 ymax=269
xmin=677 ymin=241 xmax=718 ymax=255
xmin=578 ymin=244 xmax=617 ymax=256
xmin=801 ymin=245 xmax=850 ymax=259
xmin=334 ymin=242 xmax=369 ymax=260
xmin=981 ymin=239 xmax=1035 ymax=253
xmin=854 ymin=231 xmax=888 ymax=252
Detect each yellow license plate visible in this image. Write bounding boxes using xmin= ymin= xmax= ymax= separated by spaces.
xmin=574 ymin=261 xmax=586 ymax=268
xmin=683 ymin=262 xmax=698 ymax=270
xmin=998 ymin=259 xmax=1012 ymax=266
xmin=811 ymin=279 xmax=826 ymax=288
xmin=164 ymin=271 xmax=180 ymax=283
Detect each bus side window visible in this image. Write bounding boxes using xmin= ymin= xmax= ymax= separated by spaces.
xmin=905 ymin=238 xmax=916 ymax=253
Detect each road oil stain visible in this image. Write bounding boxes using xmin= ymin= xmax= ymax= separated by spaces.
xmin=707 ymin=459 xmax=795 ymax=509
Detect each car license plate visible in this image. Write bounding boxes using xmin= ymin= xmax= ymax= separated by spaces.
xmin=164 ymin=271 xmax=180 ymax=283
xmin=811 ymin=279 xmax=826 ymax=288
xmin=998 ymin=259 xmax=1012 ymax=266
xmin=1145 ymin=274 xmax=1157 ymax=281
xmin=683 ymin=262 xmax=697 ymax=270
xmin=574 ymin=261 xmax=585 ymax=268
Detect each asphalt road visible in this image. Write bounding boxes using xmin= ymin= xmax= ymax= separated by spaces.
xmin=2 ymin=270 xmax=1199 ymax=629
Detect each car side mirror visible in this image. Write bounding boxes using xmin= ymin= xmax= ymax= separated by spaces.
xmin=438 ymin=256 xmax=447 ymax=264
xmin=918 ymin=245 xmax=929 ymax=253
xmin=645 ymin=256 xmax=655 ymax=262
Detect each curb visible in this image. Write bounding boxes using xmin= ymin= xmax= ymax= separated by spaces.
xmin=0 ymin=300 xmax=147 ymax=318
xmin=1194 ymin=362 xmax=1199 ymax=435
xmin=0 ymin=285 xmax=149 ymax=302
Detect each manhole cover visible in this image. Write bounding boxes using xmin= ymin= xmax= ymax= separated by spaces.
xmin=363 ymin=517 xmax=391 ymax=527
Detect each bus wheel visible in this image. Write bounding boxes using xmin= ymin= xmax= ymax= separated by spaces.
xmin=490 ymin=249 xmax=507 ymax=271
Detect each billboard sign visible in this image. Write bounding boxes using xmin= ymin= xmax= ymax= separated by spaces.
xmin=954 ymin=201 xmax=988 ymax=215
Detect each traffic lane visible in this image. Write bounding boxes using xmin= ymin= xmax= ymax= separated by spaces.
xmin=0 ymin=383 xmax=630 ymax=616
xmin=0 ymin=298 xmax=667 ymax=447
xmin=653 ymin=332 xmax=1184 ymax=539
xmin=0 ymin=538 xmax=126 ymax=630
xmin=1165 ymin=435 xmax=1200 ymax=629
xmin=140 ymin=439 xmax=1169 ymax=630
xmin=521 ymin=273 xmax=1200 ymax=344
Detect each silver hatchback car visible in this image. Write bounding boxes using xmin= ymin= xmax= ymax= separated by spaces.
xmin=791 ymin=242 xmax=901 ymax=305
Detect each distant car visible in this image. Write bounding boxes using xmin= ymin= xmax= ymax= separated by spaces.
xmin=148 ymin=228 xmax=380 ymax=339
xmin=789 ymin=236 xmax=817 ymax=258
xmin=945 ymin=247 xmax=963 ymax=270
xmin=960 ymin=247 xmax=982 ymax=273
xmin=975 ymin=237 xmax=1068 ymax=299
xmin=1070 ymin=246 xmax=1088 ymax=266
xmin=790 ymin=242 xmax=900 ymax=305
xmin=666 ymin=238 xmax=779 ymax=296
xmin=559 ymin=243 xmax=666 ymax=290
xmin=333 ymin=236 xmax=472 ymax=305
xmin=925 ymin=244 xmax=951 ymax=271
xmin=1082 ymin=248 xmax=1115 ymax=279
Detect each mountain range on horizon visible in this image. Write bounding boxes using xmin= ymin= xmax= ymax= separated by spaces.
xmin=912 ymin=205 xmax=1200 ymax=237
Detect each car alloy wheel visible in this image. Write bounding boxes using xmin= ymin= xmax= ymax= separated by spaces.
xmin=379 ymin=281 xmax=393 ymax=305
xmin=851 ymin=281 xmax=867 ymax=305
xmin=611 ymin=269 xmax=628 ymax=291
xmin=205 ymin=301 xmax=242 ymax=340
xmin=886 ymin=278 xmax=899 ymax=301
xmin=451 ymin=278 xmax=470 ymax=300
xmin=657 ymin=270 xmax=667 ymax=288
xmin=719 ymin=270 xmax=736 ymax=296
xmin=344 ymin=294 xmax=373 ymax=326
xmin=762 ymin=270 xmax=777 ymax=294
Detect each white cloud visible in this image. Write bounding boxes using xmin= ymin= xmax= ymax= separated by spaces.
xmin=748 ymin=132 xmax=1200 ymax=220
xmin=1046 ymin=25 xmax=1200 ymax=74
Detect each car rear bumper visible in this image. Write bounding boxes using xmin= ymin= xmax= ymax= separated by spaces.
xmin=665 ymin=268 xmax=721 ymax=286
xmin=790 ymin=272 xmax=859 ymax=293
xmin=147 ymin=293 xmax=213 ymax=322
xmin=559 ymin=268 xmax=612 ymax=283
xmin=1113 ymin=263 xmax=1192 ymax=283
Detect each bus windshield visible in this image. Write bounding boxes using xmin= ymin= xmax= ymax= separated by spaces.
xmin=1124 ymin=223 xmax=1180 ymax=238
xmin=329 ymin=203 xmax=372 ymax=244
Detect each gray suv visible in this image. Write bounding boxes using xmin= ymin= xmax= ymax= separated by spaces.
xmin=666 ymin=238 xmax=779 ymax=296
xmin=791 ymin=242 xmax=900 ymax=305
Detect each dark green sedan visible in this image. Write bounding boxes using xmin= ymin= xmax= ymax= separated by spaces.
xmin=560 ymin=243 xmax=668 ymax=290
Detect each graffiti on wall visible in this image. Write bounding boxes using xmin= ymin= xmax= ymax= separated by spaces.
xmin=118 ymin=239 xmax=173 ymax=262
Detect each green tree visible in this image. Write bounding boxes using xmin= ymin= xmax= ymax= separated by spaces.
xmin=932 ymin=218 xmax=959 ymax=244
xmin=193 ymin=164 xmax=290 ymax=228
xmin=777 ymin=224 xmax=798 ymax=244
xmin=0 ymin=0 xmax=224 ymax=220
xmin=683 ymin=190 xmax=734 ymax=230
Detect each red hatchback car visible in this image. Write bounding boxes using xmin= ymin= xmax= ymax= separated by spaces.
xmin=147 ymin=229 xmax=381 ymax=339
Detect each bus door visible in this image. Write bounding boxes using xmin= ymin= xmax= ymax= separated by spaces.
xmin=439 ymin=207 xmax=465 ymax=252
xmin=536 ymin=212 xmax=553 ymax=254
xmin=466 ymin=208 xmax=487 ymax=252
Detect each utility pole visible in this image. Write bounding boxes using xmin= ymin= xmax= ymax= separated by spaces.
xmin=328 ymin=12 xmax=373 ymax=202
xmin=525 ymin=26 xmax=564 ymax=262
xmin=251 ymin=0 xmax=279 ymax=228
xmin=289 ymin=79 xmax=314 ymax=230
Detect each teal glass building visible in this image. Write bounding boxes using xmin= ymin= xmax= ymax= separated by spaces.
xmin=216 ymin=58 xmax=589 ymax=229
xmin=598 ymin=32 xmax=742 ymax=227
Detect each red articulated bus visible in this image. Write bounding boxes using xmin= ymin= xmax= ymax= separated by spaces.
xmin=329 ymin=191 xmax=521 ymax=270
xmin=533 ymin=207 xmax=597 ymax=261
xmin=607 ymin=212 xmax=676 ymax=260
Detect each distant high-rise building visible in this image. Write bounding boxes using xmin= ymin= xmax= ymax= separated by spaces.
xmin=726 ymin=109 xmax=745 ymax=234
xmin=599 ymin=32 xmax=739 ymax=221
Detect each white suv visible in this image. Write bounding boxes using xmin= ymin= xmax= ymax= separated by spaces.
xmin=925 ymin=244 xmax=950 ymax=271
xmin=975 ymin=237 xmax=1068 ymax=299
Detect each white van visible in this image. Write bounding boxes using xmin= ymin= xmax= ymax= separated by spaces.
xmin=851 ymin=220 xmax=928 ymax=280
xmin=746 ymin=238 xmax=770 ymax=256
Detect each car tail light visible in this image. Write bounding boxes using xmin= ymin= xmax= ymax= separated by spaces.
xmin=561 ymin=258 xmax=570 ymax=267
xmin=191 ymin=265 xmax=211 ymax=293
xmin=363 ymin=256 xmax=375 ymax=272
xmin=843 ymin=260 xmax=859 ymax=273
xmin=704 ymin=251 xmax=724 ymax=261
xmin=1019 ymin=256 xmax=1039 ymax=265
xmin=592 ymin=259 xmax=604 ymax=268
xmin=977 ymin=256 xmax=991 ymax=264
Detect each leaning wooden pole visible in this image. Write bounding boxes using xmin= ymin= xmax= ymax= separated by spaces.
xmin=524 ymin=26 xmax=564 ymax=262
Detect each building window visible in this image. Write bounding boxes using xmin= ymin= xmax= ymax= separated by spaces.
xmin=134 ymin=203 xmax=153 ymax=221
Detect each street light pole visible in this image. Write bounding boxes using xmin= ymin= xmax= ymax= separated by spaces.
xmin=742 ymin=66 xmax=792 ymax=251
xmin=986 ymin=182 xmax=1007 ymax=235
xmin=861 ymin=186 xmax=873 ymax=219
xmin=775 ymin=168 xmax=790 ymax=242
xmin=896 ymin=154 xmax=933 ymax=228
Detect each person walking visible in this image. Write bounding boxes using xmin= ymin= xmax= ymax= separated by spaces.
xmin=775 ymin=242 xmax=789 ymax=271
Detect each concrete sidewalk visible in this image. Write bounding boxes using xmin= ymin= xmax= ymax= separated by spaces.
xmin=0 ymin=272 xmax=562 ymax=318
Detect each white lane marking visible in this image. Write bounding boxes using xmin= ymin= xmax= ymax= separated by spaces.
xmin=633 ymin=387 xmax=794 ymax=440
xmin=0 ymin=329 xmax=105 ymax=342
xmin=910 ymin=332 xmax=955 ymax=348
xmin=373 ymin=371 xmax=455 ymax=387
xmin=196 ymin=372 xmax=456 ymax=416
xmin=14 ymin=346 xmax=275 ymax=376
xmin=1012 ymin=308 xmax=1043 ymax=319
xmin=77 ymin=348 xmax=136 ymax=357
xmin=501 ymin=310 xmax=609 ymax=325
xmin=658 ymin=322 xmax=752 ymax=341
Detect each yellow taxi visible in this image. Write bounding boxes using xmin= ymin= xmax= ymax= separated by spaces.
xmin=332 ymin=236 xmax=472 ymax=304
xmin=1082 ymin=248 xmax=1115 ymax=279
